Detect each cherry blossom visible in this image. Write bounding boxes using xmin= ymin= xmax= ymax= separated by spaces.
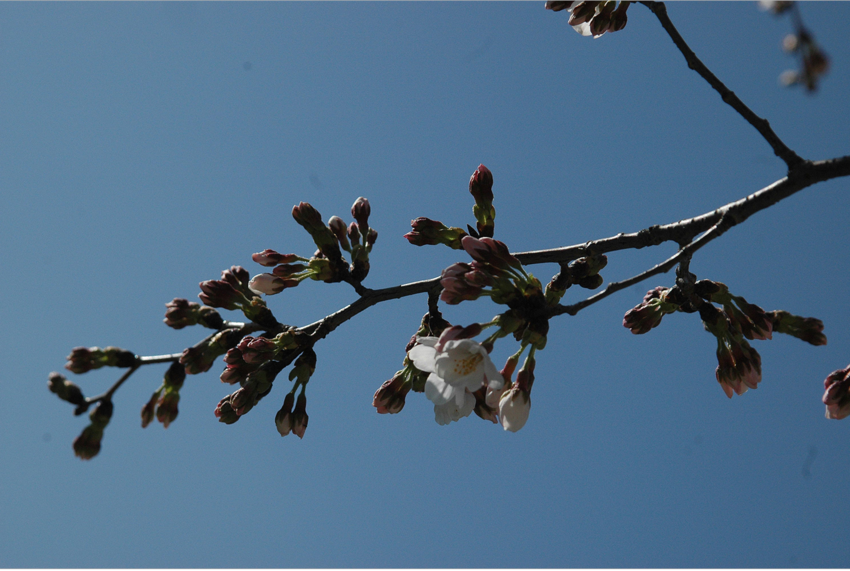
xmin=407 ymin=336 xmax=503 ymax=425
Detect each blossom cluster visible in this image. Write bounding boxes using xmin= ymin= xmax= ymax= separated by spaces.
xmin=545 ymin=1 xmax=630 ymax=39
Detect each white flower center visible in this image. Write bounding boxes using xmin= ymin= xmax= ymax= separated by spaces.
xmin=453 ymin=353 xmax=483 ymax=377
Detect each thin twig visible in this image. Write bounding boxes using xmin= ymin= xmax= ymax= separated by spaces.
xmin=641 ymin=1 xmax=805 ymax=170
xmin=551 ymin=214 xmax=733 ymax=317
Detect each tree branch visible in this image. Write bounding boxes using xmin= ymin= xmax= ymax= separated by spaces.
xmin=641 ymin=1 xmax=806 ymax=170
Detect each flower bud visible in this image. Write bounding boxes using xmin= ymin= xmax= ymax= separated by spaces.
xmin=73 ymin=424 xmax=104 ymax=460
xmin=499 ymin=384 xmax=530 ymax=432
xmin=289 ymin=348 xmax=317 ymax=386
xmin=366 ymin=228 xmax=378 ymax=250
xmin=472 ymin=386 xmax=498 ymax=423
xmin=252 ymin=249 xmax=300 ymax=267
xmin=404 ymin=217 xmax=467 ymax=249
xmin=214 ymin=396 xmax=240 ymax=424
xmin=328 ymin=216 xmax=351 ymax=251
xmin=623 ymin=287 xmax=681 ymax=334
xmin=48 ymin=372 xmax=86 ymax=406
xmin=769 ymin=310 xmax=826 ymax=346
xmin=469 ymin=165 xmax=495 ymax=238
xmin=156 ymin=391 xmax=180 ymax=428
xmin=823 ymin=365 xmax=850 ymax=420
xmin=249 ymin=273 xmax=292 ymax=295
xmin=578 ymin=273 xmax=603 ymax=290
xmin=198 ymin=279 xmax=246 ymax=310
xmin=351 ymin=197 xmax=371 ymax=233
xmin=291 ymin=393 xmax=309 ymax=439
xmin=163 ymin=361 xmax=186 ymax=390
xmin=275 ymin=392 xmax=296 ymax=436
xmin=373 ymin=372 xmax=411 ymax=414
xmin=141 ymin=391 xmax=159 ymax=428
xmin=164 ymin=298 xmax=201 ymax=329
xmin=468 ymin=164 xmax=494 ymax=205
xmin=347 ymin=221 xmax=361 ymax=245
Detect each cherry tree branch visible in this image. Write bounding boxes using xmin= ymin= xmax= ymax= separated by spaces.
xmin=291 ymin=156 xmax=849 ymax=339
xmin=641 ymin=1 xmax=806 ymax=170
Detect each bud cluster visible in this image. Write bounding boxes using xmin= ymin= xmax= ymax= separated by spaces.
xmin=700 ymin=303 xmax=763 ymax=398
xmin=545 ymin=254 xmax=608 ymax=305
xmin=164 ymin=298 xmax=224 ymax=330
xmin=404 ymin=218 xmax=468 ymax=249
xmin=215 ymin=358 xmax=284 ymax=423
xmin=180 ymin=328 xmax=244 ymax=375
xmin=250 ymin=197 xmax=377 ymax=294
xmin=199 ymin=266 xmax=278 ymax=328
xmin=220 ymin=332 xmax=298 ymax=385
xmin=274 ymin=350 xmax=317 ymax=438
xmin=768 ymin=310 xmax=826 ymax=346
xmin=622 ymin=286 xmax=685 ymax=334
xmin=65 ymin=346 xmax=136 ymax=375
xmin=545 ymin=1 xmax=630 ymax=38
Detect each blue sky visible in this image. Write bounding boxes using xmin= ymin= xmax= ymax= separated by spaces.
xmin=2 ymin=2 xmax=850 ymax=567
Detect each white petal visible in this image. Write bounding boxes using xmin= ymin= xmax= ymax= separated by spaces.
xmin=455 ymin=391 xmax=476 ymax=420
xmin=433 ymin=392 xmax=475 ymax=425
xmin=499 ymin=389 xmax=530 ymax=432
xmin=484 ymin=359 xmax=504 ymax=390
xmin=572 ymin=21 xmax=592 ymax=36
xmin=407 ymin=343 xmax=438 ymax=374
xmin=424 ymin=374 xmax=453 ymax=405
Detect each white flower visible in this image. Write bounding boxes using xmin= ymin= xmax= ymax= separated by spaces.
xmin=499 ymin=385 xmax=530 ymax=432
xmin=407 ymin=336 xmax=503 ymax=425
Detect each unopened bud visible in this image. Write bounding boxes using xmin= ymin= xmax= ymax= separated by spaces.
xmin=214 ymin=396 xmax=240 ymax=424
xmin=156 ymin=391 xmax=180 ymax=428
xmin=252 ymin=249 xmax=300 ymax=267
xmin=141 ymin=391 xmax=159 ymax=428
xmin=164 ymin=298 xmax=201 ymax=329
xmin=275 ymin=392 xmax=296 ymax=436
xmin=351 ymin=197 xmax=371 ymax=232
xmin=73 ymin=424 xmax=104 ymax=460
xmin=328 ymin=216 xmax=351 ymax=251
xmin=48 ymin=372 xmax=86 ymax=406
xmin=291 ymin=393 xmax=309 ymax=439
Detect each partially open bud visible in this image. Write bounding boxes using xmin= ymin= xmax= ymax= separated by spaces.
xmin=823 ymin=365 xmax=850 ymax=420
xmin=373 ymin=372 xmax=411 ymax=414
xmin=499 ymin=384 xmax=530 ymax=432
